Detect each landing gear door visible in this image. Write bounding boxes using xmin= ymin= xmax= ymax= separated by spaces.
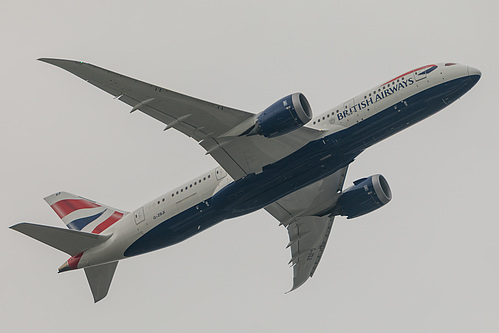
xmin=134 ymin=207 xmax=145 ymax=225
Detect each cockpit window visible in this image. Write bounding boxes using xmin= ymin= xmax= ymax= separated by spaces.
xmin=445 ymin=63 xmax=457 ymax=66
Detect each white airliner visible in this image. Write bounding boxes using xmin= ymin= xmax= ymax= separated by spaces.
xmin=11 ymin=60 xmax=480 ymax=302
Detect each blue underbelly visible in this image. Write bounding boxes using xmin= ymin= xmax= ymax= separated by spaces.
xmin=124 ymin=75 xmax=478 ymax=257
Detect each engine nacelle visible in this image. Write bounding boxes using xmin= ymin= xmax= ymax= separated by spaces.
xmin=255 ymin=93 xmax=312 ymax=138
xmin=336 ymin=174 xmax=392 ymax=219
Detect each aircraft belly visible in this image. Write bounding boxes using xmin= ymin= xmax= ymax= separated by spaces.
xmin=124 ymin=200 xmax=226 ymax=257
xmin=123 ymin=75 xmax=477 ymax=258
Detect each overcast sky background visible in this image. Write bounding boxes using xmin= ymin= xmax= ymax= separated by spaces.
xmin=2 ymin=1 xmax=498 ymax=332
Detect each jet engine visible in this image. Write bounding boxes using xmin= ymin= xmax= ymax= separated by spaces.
xmin=254 ymin=93 xmax=312 ymax=138
xmin=336 ymin=174 xmax=392 ymax=219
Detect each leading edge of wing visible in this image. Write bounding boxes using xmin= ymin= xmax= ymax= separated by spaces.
xmin=38 ymin=58 xmax=323 ymax=179
xmin=37 ymin=58 xmax=254 ymax=141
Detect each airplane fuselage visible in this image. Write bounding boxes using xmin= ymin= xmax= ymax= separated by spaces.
xmin=66 ymin=63 xmax=481 ymax=269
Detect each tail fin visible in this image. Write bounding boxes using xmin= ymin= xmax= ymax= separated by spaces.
xmin=85 ymin=261 xmax=119 ymax=303
xmin=10 ymin=222 xmax=111 ymax=256
xmin=44 ymin=192 xmax=128 ymax=234
xmin=11 ymin=223 xmax=118 ymax=302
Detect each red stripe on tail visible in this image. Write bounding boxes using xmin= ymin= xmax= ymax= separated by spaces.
xmin=51 ymin=199 xmax=101 ymax=219
xmin=92 ymin=211 xmax=124 ymax=234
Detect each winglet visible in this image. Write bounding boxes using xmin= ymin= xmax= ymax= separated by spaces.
xmin=286 ymin=271 xmax=311 ymax=294
xmin=38 ymin=58 xmax=85 ymax=68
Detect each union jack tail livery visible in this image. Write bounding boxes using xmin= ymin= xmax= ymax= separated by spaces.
xmin=11 ymin=192 xmax=128 ymax=302
xmin=44 ymin=192 xmax=128 ymax=234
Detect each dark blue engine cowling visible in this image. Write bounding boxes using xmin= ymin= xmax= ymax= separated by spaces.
xmin=255 ymin=93 xmax=312 ymax=138
xmin=336 ymin=175 xmax=392 ymax=219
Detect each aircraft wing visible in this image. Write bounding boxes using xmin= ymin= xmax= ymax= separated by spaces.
xmin=265 ymin=166 xmax=348 ymax=291
xmin=40 ymin=58 xmax=321 ymax=180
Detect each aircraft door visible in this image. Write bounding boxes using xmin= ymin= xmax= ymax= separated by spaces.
xmin=133 ymin=207 xmax=148 ymax=235
xmin=215 ymin=168 xmax=227 ymax=180
xmin=134 ymin=207 xmax=145 ymax=224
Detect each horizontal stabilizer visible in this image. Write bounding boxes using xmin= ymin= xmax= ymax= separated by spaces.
xmin=84 ymin=261 xmax=118 ymax=303
xmin=10 ymin=223 xmax=111 ymax=256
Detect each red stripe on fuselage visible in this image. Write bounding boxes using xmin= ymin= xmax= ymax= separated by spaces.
xmin=92 ymin=211 xmax=124 ymax=234
xmin=50 ymin=199 xmax=101 ymax=219
xmin=381 ymin=64 xmax=437 ymax=86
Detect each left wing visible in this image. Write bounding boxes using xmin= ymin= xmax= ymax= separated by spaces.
xmin=39 ymin=58 xmax=321 ymax=180
xmin=265 ymin=166 xmax=348 ymax=291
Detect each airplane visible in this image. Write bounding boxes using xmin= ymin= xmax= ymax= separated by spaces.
xmin=11 ymin=59 xmax=481 ymax=302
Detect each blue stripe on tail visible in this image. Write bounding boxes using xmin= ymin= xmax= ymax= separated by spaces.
xmin=67 ymin=211 xmax=105 ymax=230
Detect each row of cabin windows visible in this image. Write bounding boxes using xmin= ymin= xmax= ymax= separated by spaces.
xmin=312 ymin=75 xmax=410 ymax=125
xmin=313 ymin=114 xmax=331 ymax=125
xmin=156 ymin=174 xmax=212 ymax=203
xmin=368 ymin=76 xmax=406 ymax=98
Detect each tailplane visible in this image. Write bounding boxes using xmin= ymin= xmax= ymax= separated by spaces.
xmin=85 ymin=261 xmax=119 ymax=303
xmin=11 ymin=191 xmax=127 ymax=303
xmin=10 ymin=222 xmax=118 ymax=303
xmin=10 ymin=222 xmax=111 ymax=256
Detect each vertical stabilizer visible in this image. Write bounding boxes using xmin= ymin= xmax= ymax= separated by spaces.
xmin=84 ymin=261 xmax=118 ymax=303
xmin=44 ymin=192 xmax=128 ymax=233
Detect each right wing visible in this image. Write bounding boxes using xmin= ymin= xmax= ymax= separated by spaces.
xmin=265 ymin=166 xmax=348 ymax=291
xmin=40 ymin=58 xmax=322 ymax=180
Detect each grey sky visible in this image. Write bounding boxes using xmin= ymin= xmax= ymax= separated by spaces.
xmin=2 ymin=1 xmax=498 ymax=332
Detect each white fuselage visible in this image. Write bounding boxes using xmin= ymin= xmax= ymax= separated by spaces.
xmin=76 ymin=63 xmax=480 ymax=269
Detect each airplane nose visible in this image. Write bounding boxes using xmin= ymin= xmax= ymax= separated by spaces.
xmin=467 ymin=66 xmax=481 ymax=85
